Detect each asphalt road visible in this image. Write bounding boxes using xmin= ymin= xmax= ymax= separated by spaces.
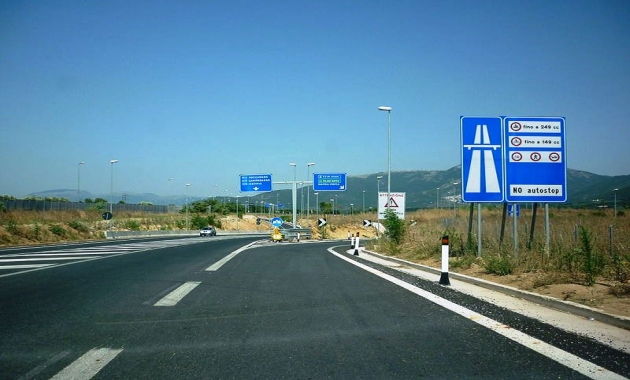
xmin=1 ymin=237 xmax=628 ymax=379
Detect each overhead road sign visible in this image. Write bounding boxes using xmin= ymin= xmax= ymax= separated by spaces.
xmin=461 ymin=117 xmax=504 ymax=202
xmin=504 ymin=117 xmax=566 ymax=203
xmin=240 ymin=174 xmax=272 ymax=192
xmin=313 ymin=173 xmax=347 ymax=191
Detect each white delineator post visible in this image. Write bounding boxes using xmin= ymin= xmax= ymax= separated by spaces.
xmin=350 ymin=233 xmax=355 ymax=248
xmin=439 ymin=235 xmax=451 ymax=285
xmin=353 ymin=233 xmax=360 ymax=256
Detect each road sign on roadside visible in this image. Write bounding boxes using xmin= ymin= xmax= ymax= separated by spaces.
xmin=461 ymin=116 xmax=504 ymax=202
xmin=504 ymin=117 xmax=566 ymax=202
xmin=378 ymin=192 xmax=406 ymax=220
xmin=313 ymin=173 xmax=347 ymax=191
xmin=240 ymin=174 xmax=272 ymax=192
xmin=271 ymin=217 xmax=283 ymax=227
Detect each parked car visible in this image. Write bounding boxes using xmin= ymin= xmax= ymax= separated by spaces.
xmin=199 ymin=226 xmax=217 ymax=237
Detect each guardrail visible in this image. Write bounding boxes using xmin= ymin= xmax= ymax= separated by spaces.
xmin=279 ymin=228 xmax=312 ymax=241
xmin=105 ymin=230 xmax=269 ymax=239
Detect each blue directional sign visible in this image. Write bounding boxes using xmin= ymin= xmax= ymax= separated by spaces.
xmin=313 ymin=173 xmax=347 ymax=191
xmin=271 ymin=217 xmax=284 ymax=227
xmin=504 ymin=117 xmax=566 ymax=203
xmin=461 ymin=117 xmax=504 ymax=202
xmin=507 ymin=204 xmax=521 ymax=217
xmin=240 ymin=174 xmax=272 ymax=192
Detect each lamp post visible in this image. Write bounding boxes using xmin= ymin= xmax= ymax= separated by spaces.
xmin=77 ymin=162 xmax=85 ymax=203
xmin=350 ymin=203 xmax=354 ymax=215
xmin=185 ymin=183 xmax=191 ymax=231
xmin=452 ymin=182 xmax=459 ymax=218
xmin=307 ymin=162 xmax=315 ymax=222
xmin=376 ymin=175 xmax=383 ymax=237
xmin=362 ymin=190 xmax=365 ymax=214
xmin=314 ymin=192 xmax=319 ymax=219
xmin=331 ymin=198 xmax=335 ymax=216
xmin=614 ymin=188 xmax=619 ymax=218
xmin=378 ymin=106 xmax=392 ymax=210
xmin=436 ymin=187 xmax=440 ymax=209
xmin=290 ymin=163 xmax=297 ymax=227
xmin=109 ymin=159 xmax=118 ymax=215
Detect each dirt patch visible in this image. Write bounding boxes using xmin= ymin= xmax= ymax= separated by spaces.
xmin=449 ymin=261 xmax=630 ymax=318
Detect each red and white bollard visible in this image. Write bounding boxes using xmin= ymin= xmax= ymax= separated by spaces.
xmin=439 ymin=235 xmax=450 ymax=285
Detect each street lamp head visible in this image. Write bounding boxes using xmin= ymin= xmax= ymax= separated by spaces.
xmin=614 ymin=188 xmax=619 ymax=192
xmin=289 ymin=162 xmax=296 ymax=166
xmin=377 ymin=175 xmax=383 ymax=179
xmin=378 ymin=106 xmax=392 ymax=112
xmin=79 ymin=162 xmax=85 ymax=165
xmin=110 ymin=159 xmax=118 ymax=164
xmin=307 ymin=162 xmax=315 ymax=166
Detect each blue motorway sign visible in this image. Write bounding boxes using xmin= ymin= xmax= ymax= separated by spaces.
xmin=461 ymin=117 xmax=504 ymax=202
xmin=271 ymin=217 xmax=284 ymax=227
xmin=240 ymin=174 xmax=272 ymax=192
xmin=504 ymin=117 xmax=566 ymax=202
xmin=313 ymin=173 xmax=347 ymax=191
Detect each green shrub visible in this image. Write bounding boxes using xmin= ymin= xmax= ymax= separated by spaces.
xmin=48 ymin=224 xmax=67 ymax=237
xmin=383 ymin=209 xmax=405 ymax=244
xmin=578 ymin=225 xmax=604 ymax=286
xmin=125 ymin=220 xmax=140 ymax=231
xmin=68 ymin=220 xmax=89 ymax=233
xmin=483 ymin=254 xmax=513 ymax=276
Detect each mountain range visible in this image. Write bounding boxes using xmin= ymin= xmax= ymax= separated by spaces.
xmin=27 ymin=166 xmax=629 ymax=210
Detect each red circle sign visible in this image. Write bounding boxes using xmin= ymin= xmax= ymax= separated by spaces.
xmin=511 ymin=137 xmax=522 ymax=146
xmin=549 ymin=152 xmax=560 ymax=162
xmin=530 ymin=152 xmax=542 ymax=161
xmin=510 ymin=122 xmax=522 ymax=131
xmin=511 ymin=152 xmax=523 ymax=161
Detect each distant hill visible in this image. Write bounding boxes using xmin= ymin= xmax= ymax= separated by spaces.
xmin=25 ymin=166 xmax=630 ymax=209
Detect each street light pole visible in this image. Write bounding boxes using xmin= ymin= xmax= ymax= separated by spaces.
xmin=185 ymin=183 xmax=191 ymax=231
xmin=378 ymin=106 xmax=392 ymax=211
xmin=290 ymin=163 xmax=297 ymax=228
xmin=109 ymin=159 xmax=118 ymax=215
xmin=307 ymin=162 xmax=315 ymax=222
xmin=614 ymin=188 xmax=619 ymax=218
xmin=436 ymin=187 xmax=440 ymax=209
xmin=362 ymin=190 xmax=365 ymax=214
xmin=77 ymin=162 xmax=85 ymax=203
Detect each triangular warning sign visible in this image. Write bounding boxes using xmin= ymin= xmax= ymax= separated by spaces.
xmin=385 ymin=197 xmax=399 ymax=208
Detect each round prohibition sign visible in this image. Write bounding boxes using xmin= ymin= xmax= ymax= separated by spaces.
xmin=510 ymin=122 xmax=522 ymax=131
xmin=511 ymin=152 xmax=523 ymax=161
xmin=549 ymin=152 xmax=560 ymax=162
xmin=511 ymin=137 xmax=522 ymax=146
xmin=530 ymin=152 xmax=542 ymax=162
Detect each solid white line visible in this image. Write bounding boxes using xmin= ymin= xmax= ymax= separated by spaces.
xmin=50 ymin=348 xmax=122 ymax=380
xmin=0 ymin=264 xmax=53 ymax=270
xmin=0 ymin=257 xmax=100 ymax=262
xmin=205 ymin=241 xmax=257 ymax=271
xmin=154 ymin=281 xmax=201 ymax=307
xmin=329 ymin=248 xmax=626 ymax=380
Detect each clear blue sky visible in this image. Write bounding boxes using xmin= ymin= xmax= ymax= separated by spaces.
xmin=1 ymin=0 xmax=628 ymax=199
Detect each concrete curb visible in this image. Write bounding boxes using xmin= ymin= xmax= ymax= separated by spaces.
xmin=362 ymin=249 xmax=630 ymax=331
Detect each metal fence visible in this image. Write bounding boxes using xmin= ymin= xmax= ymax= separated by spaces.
xmin=0 ymin=200 xmax=168 ymax=214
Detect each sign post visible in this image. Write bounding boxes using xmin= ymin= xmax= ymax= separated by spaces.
xmin=240 ymin=174 xmax=273 ymax=193
xmin=313 ymin=173 xmax=347 ymax=192
xmin=461 ymin=117 xmax=504 ymax=203
xmin=377 ymin=192 xmax=406 ymax=220
xmin=504 ymin=117 xmax=567 ymax=203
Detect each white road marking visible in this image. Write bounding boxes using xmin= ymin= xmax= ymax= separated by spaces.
xmin=330 ymin=247 xmax=627 ymax=380
xmin=205 ymin=241 xmax=257 ymax=271
xmin=0 ymin=257 xmax=100 ymax=262
xmin=0 ymin=264 xmax=53 ymax=270
xmin=154 ymin=281 xmax=201 ymax=307
xmin=50 ymin=348 xmax=122 ymax=380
